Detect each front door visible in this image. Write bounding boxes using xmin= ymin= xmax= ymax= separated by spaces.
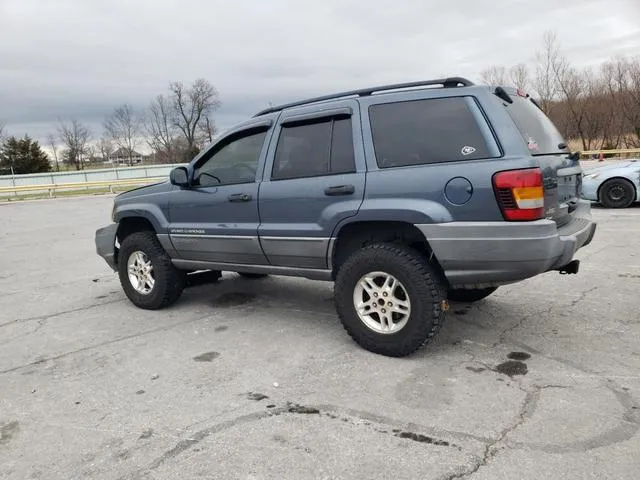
xmin=168 ymin=125 xmax=272 ymax=265
xmin=258 ymin=100 xmax=366 ymax=269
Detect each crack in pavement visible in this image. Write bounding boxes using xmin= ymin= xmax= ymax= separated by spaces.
xmin=493 ymin=303 xmax=555 ymax=348
xmin=570 ymin=286 xmax=598 ymax=307
xmin=0 ymin=298 xmax=123 ymax=329
xmin=120 ymin=402 xmax=485 ymax=480
xmin=0 ymin=313 xmax=219 ymax=375
xmin=438 ymin=384 xmax=564 ymax=480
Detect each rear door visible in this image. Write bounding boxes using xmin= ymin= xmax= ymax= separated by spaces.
xmin=257 ymin=100 xmax=366 ymax=269
xmin=498 ymin=88 xmax=579 ymax=226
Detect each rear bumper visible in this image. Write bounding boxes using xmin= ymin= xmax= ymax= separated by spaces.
xmin=95 ymin=223 xmax=118 ymax=271
xmin=416 ymin=200 xmax=597 ymax=288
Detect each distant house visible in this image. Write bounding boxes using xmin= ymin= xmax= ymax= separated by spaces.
xmin=107 ymin=148 xmax=143 ymax=165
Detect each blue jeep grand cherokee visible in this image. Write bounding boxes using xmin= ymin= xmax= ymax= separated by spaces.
xmin=96 ymin=77 xmax=597 ymax=357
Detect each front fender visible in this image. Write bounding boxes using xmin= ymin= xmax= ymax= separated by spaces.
xmin=113 ymin=203 xmax=169 ymax=233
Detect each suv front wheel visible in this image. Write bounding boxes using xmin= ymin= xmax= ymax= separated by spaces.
xmin=334 ymin=243 xmax=447 ymax=357
xmin=599 ymin=178 xmax=636 ymax=209
xmin=118 ymin=231 xmax=186 ymax=310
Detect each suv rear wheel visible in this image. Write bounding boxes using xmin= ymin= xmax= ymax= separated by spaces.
xmin=448 ymin=287 xmax=497 ymax=303
xmin=118 ymin=231 xmax=186 ymax=310
xmin=334 ymin=243 xmax=447 ymax=357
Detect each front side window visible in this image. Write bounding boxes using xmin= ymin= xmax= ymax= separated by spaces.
xmin=369 ymin=97 xmax=493 ymax=168
xmin=193 ymin=129 xmax=268 ymax=187
xmin=271 ymin=117 xmax=355 ymax=180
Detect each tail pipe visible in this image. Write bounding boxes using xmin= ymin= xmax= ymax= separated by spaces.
xmin=557 ymin=259 xmax=580 ymax=275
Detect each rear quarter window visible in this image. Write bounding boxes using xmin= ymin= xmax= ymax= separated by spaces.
xmin=368 ymin=96 xmax=497 ymax=168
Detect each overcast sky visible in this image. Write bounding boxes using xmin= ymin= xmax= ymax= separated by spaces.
xmin=1 ymin=0 xmax=639 ymax=146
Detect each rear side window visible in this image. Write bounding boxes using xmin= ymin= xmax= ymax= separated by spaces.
xmin=369 ymin=97 xmax=493 ymax=168
xmin=502 ymin=95 xmax=567 ymax=155
xmin=272 ymin=117 xmax=355 ymax=180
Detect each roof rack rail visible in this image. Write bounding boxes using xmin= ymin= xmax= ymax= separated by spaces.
xmin=253 ymin=77 xmax=474 ymax=116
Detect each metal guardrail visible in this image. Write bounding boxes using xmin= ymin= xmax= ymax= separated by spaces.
xmin=0 ymin=177 xmax=166 ymax=197
xmin=2 ymin=149 xmax=639 ymax=198
xmin=579 ymin=148 xmax=640 ymax=158
xmin=0 ymin=163 xmax=184 ymax=189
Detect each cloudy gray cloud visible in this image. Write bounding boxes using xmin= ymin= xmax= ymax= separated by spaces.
xmin=1 ymin=0 xmax=639 ymax=144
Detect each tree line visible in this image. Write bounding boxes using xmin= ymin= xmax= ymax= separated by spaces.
xmin=481 ymin=31 xmax=640 ymax=151
xmin=0 ymin=78 xmax=220 ymax=174
xmin=3 ymin=31 xmax=640 ymax=175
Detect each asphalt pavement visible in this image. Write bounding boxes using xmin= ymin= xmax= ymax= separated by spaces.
xmin=0 ymin=195 xmax=639 ymax=480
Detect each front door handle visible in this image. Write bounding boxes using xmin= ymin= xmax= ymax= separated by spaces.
xmin=324 ymin=185 xmax=355 ymax=196
xmin=228 ymin=193 xmax=252 ymax=202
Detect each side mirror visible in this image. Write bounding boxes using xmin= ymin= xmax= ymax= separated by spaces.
xmin=170 ymin=166 xmax=190 ymax=187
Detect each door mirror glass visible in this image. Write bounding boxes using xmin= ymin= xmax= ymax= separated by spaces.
xmin=170 ymin=166 xmax=190 ymax=187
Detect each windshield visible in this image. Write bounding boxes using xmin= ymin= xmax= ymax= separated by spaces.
xmin=501 ymin=93 xmax=568 ymax=156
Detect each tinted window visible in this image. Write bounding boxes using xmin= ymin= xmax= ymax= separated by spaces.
xmin=330 ymin=118 xmax=356 ymax=174
xmin=194 ymin=129 xmax=267 ymax=187
xmin=272 ymin=117 xmax=355 ymax=180
xmin=369 ymin=97 xmax=492 ymax=168
xmin=503 ymin=95 xmax=567 ymax=155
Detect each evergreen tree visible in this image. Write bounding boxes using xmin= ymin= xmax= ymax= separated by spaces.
xmin=0 ymin=136 xmax=52 ymax=174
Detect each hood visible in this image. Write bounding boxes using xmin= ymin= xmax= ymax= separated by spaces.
xmin=116 ymin=179 xmax=172 ymax=201
xmin=583 ymin=160 xmax=639 ymax=175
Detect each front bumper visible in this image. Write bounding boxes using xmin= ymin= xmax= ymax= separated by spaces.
xmin=416 ymin=200 xmax=597 ymax=288
xmin=95 ymin=223 xmax=118 ymax=271
xmin=580 ymin=179 xmax=599 ymax=201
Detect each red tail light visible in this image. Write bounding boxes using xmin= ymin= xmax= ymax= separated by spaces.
xmin=493 ymin=168 xmax=544 ymax=221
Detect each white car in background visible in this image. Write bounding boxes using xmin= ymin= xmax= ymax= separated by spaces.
xmin=582 ymin=159 xmax=640 ymax=208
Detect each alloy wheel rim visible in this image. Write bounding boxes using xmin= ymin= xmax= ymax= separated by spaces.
xmin=353 ymin=271 xmax=411 ymax=334
xmin=127 ymin=250 xmax=155 ymax=295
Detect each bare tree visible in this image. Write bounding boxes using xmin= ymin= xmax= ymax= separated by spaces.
xmin=145 ymin=94 xmax=177 ymax=163
xmin=534 ymin=30 xmax=566 ymax=113
xmin=57 ymin=119 xmax=91 ymax=170
xmin=554 ymin=63 xmax=579 ymax=134
xmin=619 ymin=57 xmax=640 ymax=147
xmin=480 ymin=65 xmax=508 ymax=86
xmin=98 ymin=137 xmax=114 ymax=164
xmin=0 ymin=121 xmax=5 ymax=142
xmin=599 ymin=60 xmax=626 ymax=149
xmin=169 ymin=79 xmax=221 ymax=160
xmin=198 ymin=115 xmax=217 ymax=148
xmin=104 ymin=104 xmax=142 ymax=166
xmin=510 ymin=63 xmax=530 ymax=91
xmin=46 ymin=133 xmax=60 ymax=171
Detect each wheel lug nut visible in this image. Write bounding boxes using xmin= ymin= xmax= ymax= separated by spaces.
xmin=381 ymin=309 xmax=386 ymax=314
xmin=373 ymin=293 xmax=378 ymax=297
xmin=383 ymin=292 xmax=388 ymax=297
xmin=388 ymin=302 xmax=392 ymax=306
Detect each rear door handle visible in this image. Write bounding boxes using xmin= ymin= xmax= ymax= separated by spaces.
xmin=228 ymin=193 xmax=252 ymax=202
xmin=324 ymin=185 xmax=355 ymax=196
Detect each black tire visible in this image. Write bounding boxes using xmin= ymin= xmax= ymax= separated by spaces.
xmin=448 ymin=287 xmax=497 ymax=303
xmin=118 ymin=231 xmax=185 ymax=310
xmin=334 ymin=243 xmax=447 ymax=357
xmin=238 ymin=272 xmax=269 ymax=279
xmin=599 ymin=178 xmax=635 ymax=209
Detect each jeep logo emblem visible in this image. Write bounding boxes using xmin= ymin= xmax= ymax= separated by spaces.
xmin=461 ymin=146 xmax=476 ymax=156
